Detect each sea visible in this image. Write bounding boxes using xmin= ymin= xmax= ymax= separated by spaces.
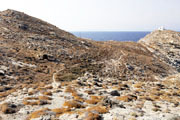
xmin=71 ymin=31 xmax=150 ymax=42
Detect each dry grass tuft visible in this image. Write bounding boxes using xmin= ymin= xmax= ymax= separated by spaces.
xmin=23 ymin=100 xmax=38 ymax=106
xmin=23 ymin=99 xmax=50 ymax=106
xmin=38 ymin=96 xmax=52 ymax=101
xmin=45 ymin=85 xmax=53 ymax=89
xmin=73 ymin=96 xmax=85 ymax=102
xmin=85 ymin=96 xmax=104 ymax=105
xmin=0 ymin=89 xmax=16 ymax=98
xmin=42 ymin=91 xmax=52 ymax=96
xmin=116 ymin=95 xmax=136 ymax=102
xmin=87 ymin=105 xmax=108 ymax=114
xmin=84 ymin=90 xmax=95 ymax=95
xmin=85 ymin=112 xmax=102 ymax=120
xmin=27 ymin=108 xmax=50 ymax=119
xmin=65 ymin=86 xmax=75 ymax=93
xmin=63 ymin=100 xmax=85 ymax=109
xmin=51 ymin=107 xmax=71 ymax=115
xmin=133 ymin=83 xmax=144 ymax=88
xmin=24 ymin=97 xmax=38 ymax=100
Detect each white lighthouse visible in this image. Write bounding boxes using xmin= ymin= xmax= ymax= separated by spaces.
xmin=158 ymin=26 xmax=166 ymax=31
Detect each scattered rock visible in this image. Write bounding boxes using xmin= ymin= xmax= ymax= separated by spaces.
xmin=110 ymin=90 xmax=120 ymax=96
xmin=0 ymin=103 xmax=17 ymax=114
xmin=0 ymin=70 xmax=5 ymax=76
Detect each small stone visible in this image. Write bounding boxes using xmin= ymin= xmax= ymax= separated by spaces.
xmin=28 ymin=88 xmax=34 ymax=93
xmin=0 ymin=70 xmax=5 ymax=76
xmin=110 ymin=90 xmax=120 ymax=96
xmin=0 ymin=103 xmax=16 ymax=114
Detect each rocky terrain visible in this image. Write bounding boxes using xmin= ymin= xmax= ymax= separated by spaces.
xmin=139 ymin=30 xmax=180 ymax=72
xmin=0 ymin=9 xmax=180 ymax=120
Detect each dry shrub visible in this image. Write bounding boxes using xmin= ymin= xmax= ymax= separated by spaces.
xmin=38 ymin=82 xmax=46 ymax=87
xmin=42 ymin=91 xmax=52 ymax=96
xmin=85 ymin=112 xmax=101 ymax=120
xmin=57 ymin=73 xmax=78 ymax=82
xmin=160 ymin=95 xmax=172 ymax=102
xmin=111 ymin=86 xmax=119 ymax=90
xmin=71 ymin=92 xmax=78 ymax=97
xmin=102 ymin=85 xmax=108 ymax=89
xmin=134 ymin=88 xmax=145 ymax=93
xmin=65 ymin=87 xmax=85 ymax=102
xmin=37 ymin=100 xmax=50 ymax=105
xmin=28 ymin=108 xmax=50 ymax=119
xmin=85 ymin=96 xmax=104 ymax=105
xmin=152 ymin=107 xmax=160 ymax=112
xmin=29 ymin=84 xmax=39 ymax=89
xmin=28 ymin=92 xmax=34 ymax=95
xmin=0 ymin=86 xmax=12 ymax=92
xmin=0 ymin=92 xmax=8 ymax=98
xmin=63 ymin=100 xmax=85 ymax=109
xmin=23 ymin=100 xmax=38 ymax=106
xmin=71 ymin=92 xmax=85 ymax=102
xmin=116 ymin=95 xmax=136 ymax=102
xmin=27 ymin=89 xmax=38 ymax=95
xmin=37 ymin=87 xmax=46 ymax=91
xmin=90 ymin=96 xmax=104 ymax=100
xmin=65 ymin=86 xmax=75 ymax=93
xmin=148 ymin=95 xmax=160 ymax=101
xmin=37 ymin=86 xmax=53 ymax=91
xmin=85 ymin=99 xmax=99 ymax=105
xmin=87 ymin=105 xmax=108 ymax=114
xmin=38 ymin=96 xmax=52 ymax=101
xmin=0 ymin=89 xmax=16 ymax=98
xmin=73 ymin=96 xmax=85 ymax=102
xmin=24 ymin=97 xmax=38 ymax=100
xmin=45 ymin=85 xmax=53 ymax=89
xmin=84 ymin=90 xmax=94 ymax=95
xmin=51 ymin=107 xmax=70 ymax=115
xmin=61 ymin=82 xmax=69 ymax=86
xmin=133 ymin=83 xmax=144 ymax=88
xmin=23 ymin=100 xmax=50 ymax=106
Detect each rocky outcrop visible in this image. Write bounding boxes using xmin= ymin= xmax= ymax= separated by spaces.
xmin=139 ymin=30 xmax=180 ymax=72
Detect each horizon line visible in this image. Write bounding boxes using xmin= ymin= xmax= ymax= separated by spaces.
xmin=69 ymin=30 xmax=152 ymax=32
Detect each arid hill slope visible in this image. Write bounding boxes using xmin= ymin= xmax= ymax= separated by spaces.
xmin=1 ymin=9 xmax=180 ymax=120
xmin=0 ymin=9 xmax=177 ymax=88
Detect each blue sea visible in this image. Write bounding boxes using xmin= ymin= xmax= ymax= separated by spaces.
xmin=71 ymin=31 xmax=150 ymax=42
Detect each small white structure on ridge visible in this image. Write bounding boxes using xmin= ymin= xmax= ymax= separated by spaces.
xmin=158 ymin=26 xmax=166 ymax=31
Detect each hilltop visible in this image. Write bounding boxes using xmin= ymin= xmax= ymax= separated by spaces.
xmin=139 ymin=30 xmax=180 ymax=72
xmin=0 ymin=9 xmax=180 ymax=120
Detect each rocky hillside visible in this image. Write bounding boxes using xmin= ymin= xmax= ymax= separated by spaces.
xmin=139 ymin=30 xmax=180 ymax=72
xmin=0 ymin=9 xmax=180 ymax=120
xmin=0 ymin=9 xmax=95 ymax=85
xmin=0 ymin=9 xmax=176 ymax=86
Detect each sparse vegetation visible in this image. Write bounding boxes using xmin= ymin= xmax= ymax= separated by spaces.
xmin=51 ymin=108 xmax=71 ymax=115
xmin=86 ymin=105 xmax=108 ymax=114
xmin=27 ymin=108 xmax=51 ymax=119
xmin=63 ymin=100 xmax=85 ymax=109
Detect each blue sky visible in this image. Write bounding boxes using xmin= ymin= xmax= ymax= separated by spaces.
xmin=0 ymin=0 xmax=180 ymax=31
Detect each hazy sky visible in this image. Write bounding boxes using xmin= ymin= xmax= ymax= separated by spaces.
xmin=0 ymin=0 xmax=180 ymax=31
